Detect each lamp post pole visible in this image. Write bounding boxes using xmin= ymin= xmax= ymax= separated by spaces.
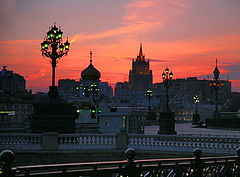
xmin=145 ymin=89 xmax=153 ymax=111
xmin=90 ymin=82 xmax=99 ymax=103
xmin=162 ymin=68 xmax=173 ymax=110
xmin=158 ymin=67 xmax=176 ymax=135
xmin=194 ymin=95 xmax=200 ymax=114
xmin=209 ymin=59 xmax=224 ymax=118
xmin=41 ymin=23 xmax=70 ymax=98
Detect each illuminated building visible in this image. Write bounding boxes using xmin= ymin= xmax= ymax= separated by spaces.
xmin=129 ymin=43 xmax=152 ymax=91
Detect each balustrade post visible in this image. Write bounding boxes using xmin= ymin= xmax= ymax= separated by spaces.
xmin=116 ymin=132 xmax=128 ymax=150
xmin=0 ymin=150 xmax=15 ymax=177
xmin=42 ymin=132 xmax=58 ymax=151
xmin=125 ymin=148 xmax=138 ymax=177
xmin=193 ymin=148 xmax=202 ymax=177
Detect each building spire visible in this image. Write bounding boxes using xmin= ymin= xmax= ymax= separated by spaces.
xmin=140 ymin=42 xmax=142 ymax=53
xmin=213 ymin=58 xmax=220 ymax=80
xmin=138 ymin=42 xmax=145 ymax=61
xmin=90 ymin=51 xmax=93 ymax=64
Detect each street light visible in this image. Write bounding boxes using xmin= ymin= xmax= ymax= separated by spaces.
xmin=162 ymin=67 xmax=173 ymax=110
xmin=41 ymin=23 xmax=70 ymax=98
xmin=145 ymin=89 xmax=154 ymax=111
xmin=90 ymin=82 xmax=100 ymax=102
xmin=209 ymin=59 xmax=224 ymax=118
xmin=193 ymin=95 xmax=200 ymax=114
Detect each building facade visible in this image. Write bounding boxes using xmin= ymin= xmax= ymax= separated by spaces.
xmin=58 ymin=79 xmax=79 ymax=96
xmin=99 ymin=82 xmax=113 ymax=98
xmin=129 ymin=43 xmax=152 ymax=91
xmin=0 ymin=66 xmax=26 ymax=96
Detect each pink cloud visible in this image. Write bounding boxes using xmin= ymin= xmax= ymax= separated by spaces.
xmin=70 ymin=0 xmax=190 ymax=45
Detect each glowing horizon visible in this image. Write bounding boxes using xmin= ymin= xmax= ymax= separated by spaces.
xmin=0 ymin=0 xmax=240 ymax=93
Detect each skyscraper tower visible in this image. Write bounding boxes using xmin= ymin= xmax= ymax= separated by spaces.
xmin=129 ymin=43 xmax=153 ymax=91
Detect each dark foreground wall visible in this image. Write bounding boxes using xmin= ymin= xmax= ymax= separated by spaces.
xmin=11 ymin=150 xmax=188 ymax=166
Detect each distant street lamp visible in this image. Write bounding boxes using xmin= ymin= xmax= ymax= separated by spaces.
xmin=90 ymin=82 xmax=100 ymax=102
xmin=193 ymin=95 xmax=200 ymax=114
xmin=209 ymin=59 xmax=224 ymax=118
xmin=162 ymin=68 xmax=173 ymax=110
xmin=145 ymin=89 xmax=154 ymax=111
xmin=41 ymin=23 xmax=70 ymax=98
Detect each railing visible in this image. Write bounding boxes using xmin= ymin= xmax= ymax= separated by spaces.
xmin=0 ymin=148 xmax=240 ymax=177
xmin=219 ymin=112 xmax=240 ymax=119
xmin=0 ymin=133 xmax=42 ymax=150
xmin=128 ymin=134 xmax=240 ymax=154
xmin=58 ymin=134 xmax=116 ymax=150
xmin=0 ymin=123 xmax=25 ymax=129
xmin=0 ymin=133 xmax=240 ymax=154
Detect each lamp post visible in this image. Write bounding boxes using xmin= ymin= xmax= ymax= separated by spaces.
xmin=145 ymin=89 xmax=154 ymax=111
xmin=41 ymin=23 xmax=70 ymax=98
xmin=162 ymin=68 xmax=173 ymax=110
xmin=192 ymin=94 xmax=200 ymax=125
xmin=158 ymin=67 xmax=176 ymax=135
xmin=193 ymin=95 xmax=200 ymax=114
xmin=90 ymin=82 xmax=100 ymax=102
xmin=209 ymin=59 xmax=224 ymax=118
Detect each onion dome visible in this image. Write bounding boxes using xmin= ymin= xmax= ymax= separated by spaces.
xmin=81 ymin=51 xmax=101 ymax=81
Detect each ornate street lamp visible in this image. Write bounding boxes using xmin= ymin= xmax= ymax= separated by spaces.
xmin=192 ymin=94 xmax=200 ymax=125
xmin=41 ymin=23 xmax=70 ymax=98
xmin=158 ymin=67 xmax=176 ymax=134
xmin=193 ymin=95 xmax=200 ymax=114
xmin=162 ymin=67 xmax=173 ymax=110
xmin=145 ymin=89 xmax=154 ymax=111
xmin=90 ymin=82 xmax=100 ymax=102
xmin=209 ymin=59 xmax=224 ymax=118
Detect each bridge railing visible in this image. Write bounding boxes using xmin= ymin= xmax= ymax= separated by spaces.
xmin=1 ymin=133 xmax=240 ymax=154
xmin=0 ymin=148 xmax=240 ymax=177
xmin=128 ymin=134 xmax=240 ymax=154
xmin=58 ymin=133 xmax=116 ymax=150
xmin=0 ymin=133 xmax=42 ymax=150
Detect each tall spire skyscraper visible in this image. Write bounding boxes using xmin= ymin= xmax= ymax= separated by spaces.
xmin=129 ymin=43 xmax=153 ymax=91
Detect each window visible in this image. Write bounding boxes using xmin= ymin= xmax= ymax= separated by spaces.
xmin=123 ymin=116 xmax=126 ymax=128
xmin=105 ymin=119 xmax=110 ymax=127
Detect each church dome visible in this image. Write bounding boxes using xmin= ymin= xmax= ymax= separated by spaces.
xmin=81 ymin=51 xmax=101 ymax=81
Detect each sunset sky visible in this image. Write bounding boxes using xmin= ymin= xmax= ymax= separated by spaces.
xmin=0 ymin=0 xmax=240 ymax=93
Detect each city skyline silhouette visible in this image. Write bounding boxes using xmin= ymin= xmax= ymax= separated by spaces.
xmin=0 ymin=0 xmax=240 ymax=93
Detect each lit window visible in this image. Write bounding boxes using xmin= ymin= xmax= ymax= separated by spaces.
xmin=123 ymin=116 xmax=126 ymax=128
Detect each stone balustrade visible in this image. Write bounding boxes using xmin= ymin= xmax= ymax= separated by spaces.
xmin=128 ymin=134 xmax=240 ymax=154
xmin=58 ymin=134 xmax=116 ymax=150
xmin=0 ymin=133 xmax=239 ymax=154
xmin=0 ymin=133 xmax=42 ymax=150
